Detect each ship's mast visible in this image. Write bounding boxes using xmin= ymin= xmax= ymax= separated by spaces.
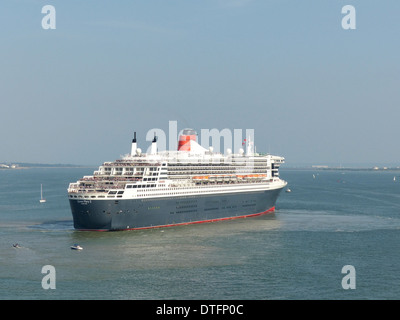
xmin=130 ymin=132 xmax=137 ymax=156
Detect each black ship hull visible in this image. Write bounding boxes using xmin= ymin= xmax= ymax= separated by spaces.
xmin=69 ymin=188 xmax=284 ymax=231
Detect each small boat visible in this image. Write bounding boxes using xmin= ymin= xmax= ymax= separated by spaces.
xmin=70 ymin=244 xmax=83 ymax=250
xmin=286 ymin=188 xmax=292 ymax=193
xmin=12 ymin=243 xmax=21 ymax=248
xmin=40 ymin=184 xmax=46 ymax=203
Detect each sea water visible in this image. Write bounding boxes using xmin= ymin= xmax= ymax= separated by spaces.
xmin=0 ymin=167 xmax=399 ymax=300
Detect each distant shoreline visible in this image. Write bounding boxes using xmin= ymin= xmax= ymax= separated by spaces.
xmin=2 ymin=162 xmax=399 ymax=172
xmin=2 ymin=164 xmax=399 ymax=173
xmin=283 ymin=166 xmax=400 ymax=172
xmin=0 ymin=163 xmax=94 ymax=170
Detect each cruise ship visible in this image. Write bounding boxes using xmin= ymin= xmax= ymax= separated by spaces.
xmin=68 ymin=129 xmax=287 ymax=231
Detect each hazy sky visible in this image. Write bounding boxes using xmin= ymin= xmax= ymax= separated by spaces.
xmin=1 ymin=0 xmax=399 ymax=166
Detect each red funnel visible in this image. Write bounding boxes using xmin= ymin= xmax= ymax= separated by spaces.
xmin=178 ymin=129 xmax=197 ymax=151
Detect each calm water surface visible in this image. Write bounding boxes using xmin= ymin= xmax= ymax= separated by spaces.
xmin=1 ymin=168 xmax=399 ymax=299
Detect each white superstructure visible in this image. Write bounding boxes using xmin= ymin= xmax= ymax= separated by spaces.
xmin=68 ymin=129 xmax=287 ymax=201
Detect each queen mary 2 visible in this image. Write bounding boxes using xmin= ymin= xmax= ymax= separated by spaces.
xmin=68 ymin=129 xmax=287 ymax=231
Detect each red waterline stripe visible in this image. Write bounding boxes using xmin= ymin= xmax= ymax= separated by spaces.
xmin=133 ymin=206 xmax=276 ymax=231
xmin=78 ymin=206 xmax=276 ymax=231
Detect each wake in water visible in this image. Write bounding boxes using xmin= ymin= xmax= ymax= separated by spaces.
xmin=28 ymin=220 xmax=74 ymax=231
xmin=278 ymin=208 xmax=400 ymax=232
